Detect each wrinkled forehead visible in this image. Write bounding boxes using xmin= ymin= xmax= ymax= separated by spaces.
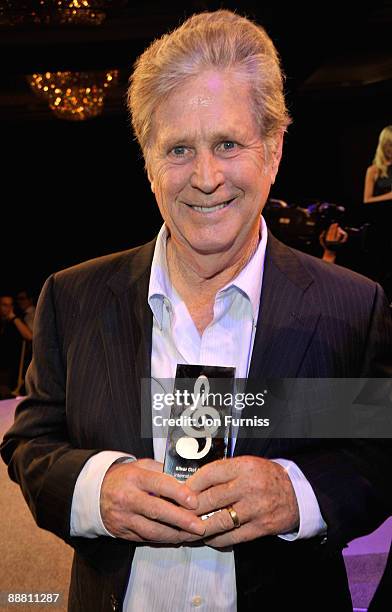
xmin=151 ymin=72 xmax=256 ymax=146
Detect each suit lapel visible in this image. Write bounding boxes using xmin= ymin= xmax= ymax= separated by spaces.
xmin=235 ymin=233 xmax=320 ymax=457
xmin=98 ymin=233 xmax=321 ymax=459
xmin=100 ymin=240 xmax=156 ymax=459
xmin=248 ymin=233 xmax=319 ymax=380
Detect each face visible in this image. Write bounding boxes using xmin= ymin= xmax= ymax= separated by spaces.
xmin=383 ymin=140 xmax=392 ymax=162
xmin=0 ymin=297 xmax=13 ymax=319
xmin=147 ymin=70 xmax=282 ymax=258
xmin=16 ymin=292 xmax=30 ymax=311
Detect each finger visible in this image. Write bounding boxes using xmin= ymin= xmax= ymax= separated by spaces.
xmin=201 ymin=505 xmax=243 ymax=538
xmin=108 ymin=524 xmax=144 ymax=542
xmin=326 ymin=223 xmax=338 ymax=241
xmin=138 ymin=468 xmax=198 ymax=510
xmin=176 ymin=528 xmax=212 ymax=543
xmin=187 ymin=459 xmax=238 ymax=492
xmin=129 ymin=514 xmax=202 ymax=544
xmin=134 ymin=492 xmax=206 ymax=536
xmin=196 ymin=482 xmax=239 ymax=516
xmin=204 ymin=522 xmax=258 ymax=548
xmin=338 ymin=229 xmax=348 ymax=243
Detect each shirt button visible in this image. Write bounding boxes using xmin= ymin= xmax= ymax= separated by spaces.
xmin=191 ymin=595 xmax=203 ymax=607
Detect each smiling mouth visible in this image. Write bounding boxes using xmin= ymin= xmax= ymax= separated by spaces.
xmin=186 ymin=198 xmax=235 ymax=213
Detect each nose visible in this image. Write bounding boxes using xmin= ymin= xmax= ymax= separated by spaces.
xmin=190 ymin=150 xmax=224 ymax=194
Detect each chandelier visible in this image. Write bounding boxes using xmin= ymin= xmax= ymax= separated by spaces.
xmin=28 ymin=70 xmax=119 ymax=120
xmin=46 ymin=0 xmax=107 ymax=26
xmin=0 ymin=1 xmax=127 ymax=26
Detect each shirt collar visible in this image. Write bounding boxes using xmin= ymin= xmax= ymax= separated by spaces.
xmin=148 ymin=216 xmax=268 ymax=328
xmin=148 ymin=224 xmax=173 ymax=329
xmin=218 ymin=215 xmax=268 ymax=321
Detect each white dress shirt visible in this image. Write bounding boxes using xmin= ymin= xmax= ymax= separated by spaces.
xmin=70 ymin=217 xmax=326 ymax=611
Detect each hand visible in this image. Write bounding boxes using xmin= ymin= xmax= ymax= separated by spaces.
xmin=6 ymin=308 xmax=16 ymax=321
xmin=100 ymin=458 xmax=206 ymax=543
xmin=319 ymin=222 xmax=348 ymax=250
xmin=186 ymin=456 xmax=299 ymax=547
xmin=324 ymin=222 xmax=348 ymax=246
xmin=319 ymin=223 xmax=348 ymax=263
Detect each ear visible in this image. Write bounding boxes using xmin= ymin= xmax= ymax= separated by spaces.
xmin=147 ymin=166 xmax=155 ymax=194
xmin=270 ymin=131 xmax=284 ymax=185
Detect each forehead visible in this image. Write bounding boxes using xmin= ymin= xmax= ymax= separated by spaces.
xmin=152 ymin=70 xmax=256 ymax=147
xmin=0 ymin=297 xmax=12 ymax=305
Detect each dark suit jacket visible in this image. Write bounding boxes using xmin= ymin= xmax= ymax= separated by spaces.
xmin=1 ymin=233 xmax=392 ymax=612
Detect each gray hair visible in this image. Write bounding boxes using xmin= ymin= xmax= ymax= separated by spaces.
xmin=127 ymin=9 xmax=291 ymax=166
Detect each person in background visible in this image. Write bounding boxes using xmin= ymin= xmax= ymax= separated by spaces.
xmin=15 ymin=289 xmax=35 ymax=392
xmin=0 ymin=295 xmax=32 ymax=398
xmin=0 ymin=295 xmax=32 ymax=343
xmin=15 ymin=290 xmax=36 ymax=333
xmin=363 ymin=125 xmax=392 ymax=204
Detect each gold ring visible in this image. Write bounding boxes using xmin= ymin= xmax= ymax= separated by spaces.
xmin=226 ymin=505 xmax=240 ymax=528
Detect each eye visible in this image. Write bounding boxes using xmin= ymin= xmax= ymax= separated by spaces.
xmin=217 ymin=141 xmax=238 ymax=153
xmin=170 ymin=145 xmax=188 ymax=157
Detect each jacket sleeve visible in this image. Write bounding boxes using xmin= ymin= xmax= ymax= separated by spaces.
xmin=0 ymin=275 xmax=101 ymax=543
xmin=289 ymin=283 xmax=392 ymax=553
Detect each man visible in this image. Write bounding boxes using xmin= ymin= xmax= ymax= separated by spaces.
xmin=1 ymin=10 xmax=392 ymax=612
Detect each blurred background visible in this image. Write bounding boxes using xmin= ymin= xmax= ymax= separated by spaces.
xmin=0 ymin=0 xmax=391 ymax=300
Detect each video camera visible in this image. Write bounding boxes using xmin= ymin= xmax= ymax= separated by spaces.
xmin=263 ymin=199 xmax=370 ymax=253
xmin=308 ymin=202 xmax=370 ymax=252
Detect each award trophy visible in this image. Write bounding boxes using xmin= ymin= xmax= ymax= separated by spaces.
xmin=163 ymin=364 xmax=235 ymax=483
